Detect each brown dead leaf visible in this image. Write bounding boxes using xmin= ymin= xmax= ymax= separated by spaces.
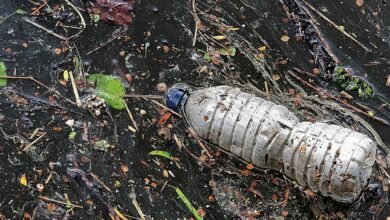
xmin=303 ymin=188 xmax=317 ymax=198
xmin=52 ymin=126 xmax=63 ymax=132
xmin=157 ymin=112 xmax=172 ymax=126
xmin=47 ymin=203 xmax=57 ymax=212
xmin=162 ymin=45 xmax=170 ymax=53
xmin=125 ymin=73 xmax=133 ymax=82
xmin=272 ymin=74 xmax=280 ymax=81
xmin=246 ymin=163 xmax=254 ymax=170
xmin=313 ymin=68 xmax=321 ymax=76
xmin=241 ymin=169 xmax=250 ymax=176
xmin=356 ymin=0 xmax=364 ymax=6
xmin=88 ymin=0 xmax=135 ymax=26
xmin=54 ymin=48 xmax=62 ymax=55
xmin=120 ymin=164 xmax=129 ymax=173
xmin=198 ymin=208 xmax=206 ymax=217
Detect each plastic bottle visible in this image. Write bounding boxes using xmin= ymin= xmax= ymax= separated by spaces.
xmin=166 ymin=84 xmax=377 ymax=203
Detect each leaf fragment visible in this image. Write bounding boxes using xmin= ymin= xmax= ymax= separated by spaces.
xmin=258 ymin=46 xmax=266 ymax=52
xmin=0 ymin=61 xmax=7 ymax=87
xmin=20 ymin=174 xmax=28 ymax=186
xmin=175 ymin=187 xmax=203 ymax=220
xmin=280 ymin=35 xmax=290 ymax=42
xmin=148 ymin=150 xmax=173 ymax=160
xmin=212 ymin=35 xmax=226 ymax=40
xmin=219 ymin=47 xmax=236 ymax=56
xmin=87 ymin=74 xmax=126 ymax=110
xmin=356 ymin=0 xmax=364 ymax=6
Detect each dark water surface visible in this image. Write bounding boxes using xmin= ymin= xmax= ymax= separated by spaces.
xmin=0 ymin=0 xmax=389 ymax=219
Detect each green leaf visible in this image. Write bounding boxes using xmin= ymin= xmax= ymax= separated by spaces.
xmin=219 ymin=47 xmax=236 ymax=56
xmin=175 ymin=187 xmax=203 ymax=220
xmin=148 ymin=150 xmax=173 ymax=159
xmin=90 ymin=14 xmax=101 ymax=23
xmin=15 ymin=9 xmax=27 ymax=15
xmin=93 ymin=140 xmax=111 ymax=151
xmin=68 ymin=131 xmax=77 ymax=140
xmin=0 ymin=61 xmax=7 ymax=87
xmin=197 ymin=49 xmax=211 ymax=62
xmin=88 ymin=74 xmax=126 ymax=110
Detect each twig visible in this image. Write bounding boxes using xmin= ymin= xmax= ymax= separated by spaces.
xmin=188 ymin=127 xmax=212 ymax=158
xmin=68 ymin=71 xmax=82 ymax=107
xmin=31 ymin=1 xmax=47 ymax=15
xmin=38 ymin=196 xmax=83 ymax=208
xmin=90 ymin=173 xmax=112 ymax=193
xmin=0 ymin=75 xmax=76 ymax=105
xmin=123 ymin=99 xmax=138 ymax=131
xmin=86 ymin=28 xmax=124 ymax=55
xmin=302 ymin=0 xmax=371 ymax=52
xmin=23 ymin=132 xmax=47 ymax=152
xmin=147 ymin=99 xmax=182 ymax=118
xmin=64 ymin=0 xmax=86 ymax=39
xmin=23 ymin=17 xmax=66 ymax=41
xmin=132 ymin=198 xmax=146 ymax=220
xmin=191 ymin=0 xmax=200 ymax=46
xmin=123 ymin=94 xmax=164 ymax=99
xmin=264 ymin=81 xmax=270 ymax=97
xmin=287 ymin=70 xmax=390 ymax=126
xmin=173 ymin=134 xmax=184 ymax=149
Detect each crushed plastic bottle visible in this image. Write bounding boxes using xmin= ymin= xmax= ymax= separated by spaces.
xmin=166 ymin=84 xmax=377 ymax=203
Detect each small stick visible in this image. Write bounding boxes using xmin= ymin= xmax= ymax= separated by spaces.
xmin=31 ymin=1 xmax=48 ymax=15
xmin=148 ymin=99 xmax=182 ymax=118
xmin=188 ymin=127 xmax=212 ymax=158
xmin=38 ymin=196 xmax=83 ymax=208
xmin=123 ymin=94 xmax=164 ymax=99
xmin=132 ymin=198 xmax=146 ymax=220
xmin=45 ymin=171 xmax=55 ymax=184
xmin=23 ymin=132 xmax=47 ymax=151
xmin=68 ymin=71 xmax=82 ymax=107
xmin=23 ymin=17 xmax=66 ymax=41
xmin=264 ymin=81 xmax=270 ymax=96
xmin=64 ymin=0 xmax=86 ymax=39
xmin=191 ymin=0 xmax=200 ymax=46
xmin=90 ymin=173 xmax=112 ymax=193
xmin=0 ymin=75 xmax=76 ymax=105
xmin=123 ymin=99 xmax=138 ymax=131
xmin=302 ymin=0 xmax=371 ymax=52
xmin=173 ymin=134 xmax=184 ymax=149
xmin=64 ymin=193 xmax=75 ymax=215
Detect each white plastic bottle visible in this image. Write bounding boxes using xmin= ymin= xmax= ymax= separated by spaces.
xmin=166 ymin=84 xmax=377 ymax=203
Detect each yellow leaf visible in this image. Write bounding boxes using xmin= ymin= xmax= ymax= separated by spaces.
xmin=227 ymin=27 xmax=240 ymax=31
xmin=258 ymin=46 xmax=266 ymax=52
xmin=212 ymin=35 xmax=226 ymax=40
xmin=281 ymin=35 xmax=290 ymax=42
xmin=20 ymin=174 xmax=28 ymax=186
xmin=63 ymin=70 xmax=69 ymax=81
xmin=367 ymin=111 xmax=374 ymax=116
